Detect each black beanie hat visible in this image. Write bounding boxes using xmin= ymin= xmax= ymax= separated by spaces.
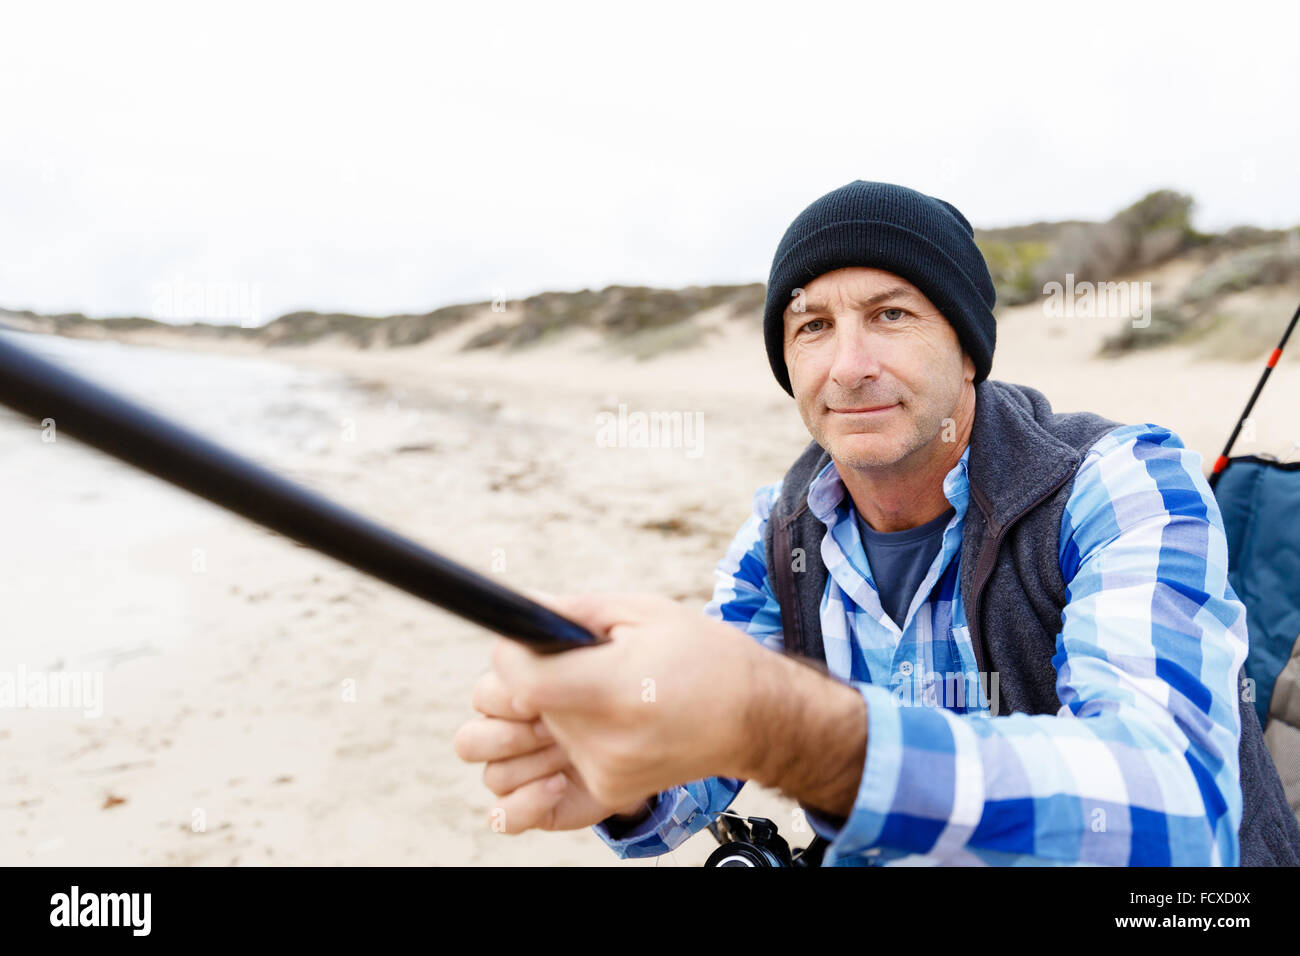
xmin=762 ymin=180 xmax=997 ymax=396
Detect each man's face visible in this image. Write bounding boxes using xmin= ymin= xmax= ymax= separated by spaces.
xmin=783 ymin=267 xmax=975 ymax=472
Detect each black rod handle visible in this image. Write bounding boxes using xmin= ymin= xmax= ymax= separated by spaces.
xmin=0 ymin=331 xmax=600 ymax=653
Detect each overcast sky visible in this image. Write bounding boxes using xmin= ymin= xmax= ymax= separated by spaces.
xmin=3 ymin=0 xmax=1298 ymax=322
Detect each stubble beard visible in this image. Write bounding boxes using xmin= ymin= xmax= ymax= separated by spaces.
xmin=809 ymin=396 xmax=957 ymax=478
xmin=820 ymin=407 xmax=924 ymax=472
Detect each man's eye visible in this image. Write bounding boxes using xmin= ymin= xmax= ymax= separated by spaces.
xmin=800 ymin=318 xmax=827 ymax=334
xmin=881 ymin=308 xmax=907 ymax=322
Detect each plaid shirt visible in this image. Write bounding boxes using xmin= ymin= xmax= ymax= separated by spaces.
xmin=592 ymin=424 xmax=1248 ymax=866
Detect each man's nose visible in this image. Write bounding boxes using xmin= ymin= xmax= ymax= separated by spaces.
xmin=828 ymin=322 xmax=882 ymax=389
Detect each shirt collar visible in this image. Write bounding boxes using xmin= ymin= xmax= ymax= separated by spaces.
xmin=806 ymin=443 xmax=971 ymax=527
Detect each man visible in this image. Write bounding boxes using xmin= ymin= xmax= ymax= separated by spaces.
xmin=454 ymin=181 xmax=1300 ymax=865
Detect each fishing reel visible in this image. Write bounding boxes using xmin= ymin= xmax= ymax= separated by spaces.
xmin=704 ymin=812 xmax=827 ymax=867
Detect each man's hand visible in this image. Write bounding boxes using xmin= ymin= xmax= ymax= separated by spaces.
xmin=487 ymin=593 xmax=867 ymax=820
xmin=453 ymin=669 xmax=650 ymax=833
xmin=487 ymin=594 xmax=773 ymax=812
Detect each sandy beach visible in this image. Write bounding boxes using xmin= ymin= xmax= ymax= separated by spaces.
xmin=3 ymin=271 xmax=1299 ymax=866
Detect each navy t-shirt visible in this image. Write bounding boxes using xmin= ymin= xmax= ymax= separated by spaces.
xmin=855 ymin=504 xmax=955 ymax=630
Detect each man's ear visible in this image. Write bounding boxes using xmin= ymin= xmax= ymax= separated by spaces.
xmin=962 ymin=351 xmax=975 ymax=383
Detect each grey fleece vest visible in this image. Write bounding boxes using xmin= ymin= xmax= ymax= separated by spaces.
xmin=763 ymin=378 xmax=1300 ymax=866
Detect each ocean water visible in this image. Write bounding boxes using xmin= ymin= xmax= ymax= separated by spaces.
xmin=0 ymin=330 xmax=364 ymax=459
xmin=0 ymin=331 xmax=368 ymax=668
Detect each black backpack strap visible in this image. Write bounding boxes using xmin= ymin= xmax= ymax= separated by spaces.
xmin=764 ymin=439 xmax=833 ymax=669
xmin=772 ymin=504 xmax=807 ymax=660
xmin=772 ymin=501 xmax=832 ymax=676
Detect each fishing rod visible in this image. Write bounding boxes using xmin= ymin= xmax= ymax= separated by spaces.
xmin=0 ymin=331 xmax=601 ymax=653
xmin=0 ymin=330 xmax=834 ymax=866
xmin=1208 ymin=297 xmax=1300 ymax=491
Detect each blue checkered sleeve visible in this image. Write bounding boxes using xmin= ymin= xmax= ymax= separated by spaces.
xmin=826 ymin=424 xmax=1248 ymax=866
xmin=591 ymin=481 xmax=785 ymax=858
